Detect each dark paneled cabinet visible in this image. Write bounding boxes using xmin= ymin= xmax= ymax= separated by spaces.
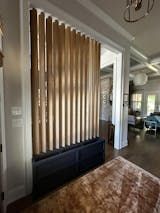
xmin=33 ymin=138 xmax=105 ymax=198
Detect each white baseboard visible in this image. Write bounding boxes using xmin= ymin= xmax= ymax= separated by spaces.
xmin=121 ymin=140 xmax=128 ymax=149
xmin=7 ymin=185 xmax=26 ymax=205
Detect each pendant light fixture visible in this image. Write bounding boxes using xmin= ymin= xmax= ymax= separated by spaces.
xmin=124 ymin=0 xmax=155 ymax=23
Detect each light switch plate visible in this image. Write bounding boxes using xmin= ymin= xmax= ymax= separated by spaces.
xmin=11 ymin=107 xmax=22 ymax=116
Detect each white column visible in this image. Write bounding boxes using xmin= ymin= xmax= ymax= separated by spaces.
xmin=112 ymin=48 xmax=130 ymax=150
xmin=112 ymin=53 xmax=124 ymax=149
xmin=121 ymin=48 xmax=130 ymax=148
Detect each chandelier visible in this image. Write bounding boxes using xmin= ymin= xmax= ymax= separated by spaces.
xmin=124 ymin=0 xmax=155 ymax=23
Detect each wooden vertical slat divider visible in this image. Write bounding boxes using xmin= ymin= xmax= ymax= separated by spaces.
xmin=85 ymin=37 xmax=90 ymax=140
xmin=76 ymin=32 xmax=81 ymax=143
xmin=65 ymin=27 xmax=71 ymax=146
xmin=72 ymin=30 xmax=77 ymax=144
xmin=46 ymin=16 xmax=53 ymax=150
xmin=39 ymin=12 xmax=46 ymax=153
xmin=31 ymin=9 xmax=101 ymax=154
xmin=53 ymin=20 xmax=60 ymax=149
xmin=59 ymin=24 xmax=66 ymax=147
xmin=30 ymin=9 xmax=40 ymax=155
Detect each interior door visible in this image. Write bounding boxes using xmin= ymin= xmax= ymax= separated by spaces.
xmin=146 ymin=94 xmax=157 ymax=115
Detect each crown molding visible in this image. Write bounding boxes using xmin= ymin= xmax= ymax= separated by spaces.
xmin=77 ymin=0 xmax=134 ymax=42
xmin=31 ymin=0 xmax=125 ymax=53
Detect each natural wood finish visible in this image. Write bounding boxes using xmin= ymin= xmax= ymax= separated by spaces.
xmin=30 ymin=9 xmax=40 ymax=155
xmin=65 ymin=27 xmax=71 ymax=146
xmin=59 ymin=24 xmax=65 ymax=147
xmin=81 ymin=35 xmax=86 ymax=142
xmin=53 ymin=20 xmax=60 ymax=149
xmin=30 ymin=9 xmax=101 ymax=154
xmin=72 ymin=30 xmax=77 ymax=144
xmin=39 ymin=12 xmax=47 ymax=153
xmin=93 ymin=40 xmax=97 ymax=138
xmin=85 ymin=38 xmax=90 ymax=140
xmin=97 ymin=43 xmax=101 ymax=136
xmin=89 ymin=39 xmax=93 ymax=139
xmin=46 ymin=16 xmax=53 ymax=150
xmin=76 ymin=32 xmax=81 ymax=143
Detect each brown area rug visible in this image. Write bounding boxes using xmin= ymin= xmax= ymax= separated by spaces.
xmin=23 ymin=157 xmax=160 ymax=213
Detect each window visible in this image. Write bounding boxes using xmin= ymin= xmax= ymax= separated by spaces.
xmin=132 ymin=93 xmax=142 ymax=111
xmin=147 ymin=94 xmax=156 ymax=115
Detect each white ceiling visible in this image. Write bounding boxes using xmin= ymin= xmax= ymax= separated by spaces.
xmin=91 ymin=0 xmax=160 ymax=57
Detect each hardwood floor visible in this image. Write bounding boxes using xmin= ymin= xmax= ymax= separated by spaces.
xmin=100 ymin=120 xmax=160 ymax=178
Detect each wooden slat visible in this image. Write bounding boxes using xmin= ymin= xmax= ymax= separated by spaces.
xmin=70 ymin=30 xmax=73 ymax=144
xmin=59 ymin=24 xmax=65 ymax=147
xmin=85 ymin=37 xmax=90 ymax=140
xmin=75 ymin=32 xmax=78 ymax=143
xmin=71 ymin=30 xmax=77 ymax=144
xmin=30 ymin=9 xmax=40 ymax=155
xmin=65 ymin=27 xmax=71 ymax=146
xmin=92 ymin=40 xmax=96 ymax=138
xmin=46 ymin=16 xmax=53 ymax=150
xmin=39 ymin=12 xmax=46 ymax=153
xmin=97 ymin=43 xmax=101 ymax=136
xmin=89 ymin=39 xmax=93 ymax=139
xmin=81 ymin=35 xmax=86 ymax=141
xmin=53 ymin=20 xmax=60 ymax=149
xmin=76 ymin=32 xmax=81 ymax=143
xmin=93 ymin=41 xmax=98 ymax=138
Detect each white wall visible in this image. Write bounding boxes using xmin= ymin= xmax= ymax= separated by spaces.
xmin=0 ymin=0 xmax=28 ymax=204
xmin=134 ymin=78 xmax=160 ymax=116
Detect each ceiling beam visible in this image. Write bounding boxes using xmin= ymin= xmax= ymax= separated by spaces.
xmin=130 ymin=47 xmax=160 ymax=75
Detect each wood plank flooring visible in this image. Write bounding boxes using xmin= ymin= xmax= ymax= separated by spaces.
xmin=100 ymin=120 xmax=160 ymax=178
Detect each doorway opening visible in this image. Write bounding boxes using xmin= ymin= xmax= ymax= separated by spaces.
xmin=99 ymin=45 xmax=124 ymax=151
